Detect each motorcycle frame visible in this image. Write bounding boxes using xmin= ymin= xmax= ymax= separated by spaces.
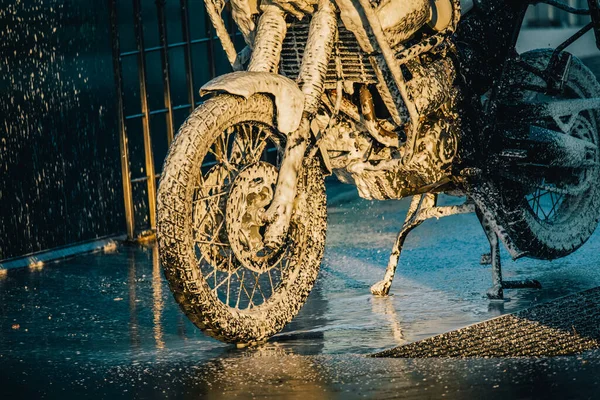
xmin=203 ymin=0 xmax=600 ymax=174
xmin=202 ymin=0 xmax=464 ymax=206
xmin=205 ymin=0 xmax=462 ymax=144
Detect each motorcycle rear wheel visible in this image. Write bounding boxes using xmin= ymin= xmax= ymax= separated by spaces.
xmin=494 ymin=50 xmax=600 ymax=259
xmin=157 ymin=94 xmax=327 ymax=344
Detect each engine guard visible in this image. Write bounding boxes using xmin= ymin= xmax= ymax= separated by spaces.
xmin=200 ymin=71 xmax=305 ymax=134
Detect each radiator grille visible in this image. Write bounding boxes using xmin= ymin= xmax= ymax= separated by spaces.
xmin=280 ymin=20 xmax=378 ymax=85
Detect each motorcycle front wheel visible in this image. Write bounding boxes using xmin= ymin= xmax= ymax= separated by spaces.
xmin=157 ymin=94 xmax=327 ymax=345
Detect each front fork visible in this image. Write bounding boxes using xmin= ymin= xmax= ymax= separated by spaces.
xmin=250 ymin=0 xmax=337 ymax=248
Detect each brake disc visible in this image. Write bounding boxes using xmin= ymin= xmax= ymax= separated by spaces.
xmin=226 ymin=162 xmax=279 ymax=273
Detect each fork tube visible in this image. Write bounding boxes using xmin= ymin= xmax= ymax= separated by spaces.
xmin=263 ymin=0 xmax=337 ymax=248
xmin=248 ymin=5 xmax=287 ymax=72
xmin=297 ymin=0 xmax=337 ymax=114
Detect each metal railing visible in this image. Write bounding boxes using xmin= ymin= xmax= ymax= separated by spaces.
xmin=108 ymin=0 xmax=240 ymax=239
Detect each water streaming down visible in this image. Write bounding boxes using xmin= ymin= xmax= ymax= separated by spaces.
xmin=0 ymin=0 xmax=238 ymax=262
xmin=0 ymin=1 xmax=123 ymax=260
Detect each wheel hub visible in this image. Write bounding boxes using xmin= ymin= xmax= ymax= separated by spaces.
xmin=226 ymin=162 xmax=279 ymax=273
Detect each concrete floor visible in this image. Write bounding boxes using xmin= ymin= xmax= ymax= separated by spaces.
xmin=2 ymin=181 xmax=600 ymax=399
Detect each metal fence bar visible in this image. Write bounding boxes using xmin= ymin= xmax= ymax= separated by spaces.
xmin=156 ymin=0 xmax=175 ymax=145
xmin=110 ymin=0 xmax=238 ymax=238
xmin=109 ymin=0 xmax=135 ymax=240
xmin=180 ymin=0 xmax=197 ymax=112
xmin=132 ymin=0 xmax=157 ymax=230
xmin=204 ymin=4 xmax=217 ymax=79
xmin=119 ymin=37 xmax=221 ymax=57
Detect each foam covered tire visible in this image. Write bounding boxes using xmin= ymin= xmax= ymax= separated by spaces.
xmin=157 ymin=94 xmax=327 ymax=344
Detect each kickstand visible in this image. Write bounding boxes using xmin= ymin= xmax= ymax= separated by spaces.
xmin=476 ymin=210 xmax=542 ymax=300
xmin=371 ymin=194 xmax=475 ymax=296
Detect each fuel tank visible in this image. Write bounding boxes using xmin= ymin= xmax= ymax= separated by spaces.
xmin=375 ymin=0 xmax=455 ymax=48
xmin=375 ymin=0 xmax=431 ymax=48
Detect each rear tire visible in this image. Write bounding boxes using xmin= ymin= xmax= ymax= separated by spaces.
xmin=492 ymin=50 xmax=600 ymax=259
xmin=157 ymin=94 xmax=327 ymax=344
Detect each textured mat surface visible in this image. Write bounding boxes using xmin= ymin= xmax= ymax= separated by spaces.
xmin=374 ymin=287 xmax=600 ymax=358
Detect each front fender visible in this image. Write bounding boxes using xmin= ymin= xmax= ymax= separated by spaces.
xmin=200 ymin=72 xmax=305 ymax=134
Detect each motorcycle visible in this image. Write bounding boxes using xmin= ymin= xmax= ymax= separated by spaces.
xmin=157 ymin=0 xmax=600 ymax=345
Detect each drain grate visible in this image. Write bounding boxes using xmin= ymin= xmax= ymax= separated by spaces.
xmin=374 ymin=287 xmax=600 ymax=358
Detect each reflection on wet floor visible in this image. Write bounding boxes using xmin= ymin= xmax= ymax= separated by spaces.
xmin=371 ymin=296 xmax=406 ymax=346
xmin=128 ymin=248 xmax=139 ymax=350
xmin=151 ymin=246 xmax=165 ymax=350
xmin=2 ymin=185 xmax=600 ymax=397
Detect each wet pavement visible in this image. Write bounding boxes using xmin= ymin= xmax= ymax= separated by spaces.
xmin=2 ymin=181 xmax=600 ymax=398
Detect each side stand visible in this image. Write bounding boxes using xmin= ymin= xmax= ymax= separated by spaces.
xmin=476 ymin=210 xmax=542 ymax=300
xmin=371 ymin=194 xmax=476 ymax=296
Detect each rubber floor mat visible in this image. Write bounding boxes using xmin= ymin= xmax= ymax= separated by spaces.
xmin=374 ymin=287 xmax=600 ymax=358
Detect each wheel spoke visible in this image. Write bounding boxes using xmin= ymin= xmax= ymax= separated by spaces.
xmin=529 ymin=188 xmax=547 ymax=204
xmin=243 ymin=124 xmax=254 ymax=157
xmin=196 ymin=216 xmax=227 ymax=245
xmin=267 ymin=268 xmax=275 ymax=295
xmin=547 ymin=192 xmax=563 ymax=219
xmin=203 ymin=268 xmax=216 ymax=282
xmin=212 ymin=267 xmax=237 ymax=293
xmin=241 ymin=271 xmax=255 ymax=309
xmin=254 ymin=273 xmax=268 ymax=304
xmin=226 ymin=253 xmax=232 ymax=306
xmin=248 ymin=272 xmax=259 ymax=306
xmin=526 ymin=183 xmax=568 ymax=222
xmin=213 ymin=262 xmax=217 ymax=288
xmin=539 ymin=195 xmax=550 ymax=219
xmin=235 ymin=269 xmax=245 ymax=309
xmin=208 ymin=146 xmax=237 ymax=173
xmin=194 ymin=190 xmax=227 ymax=203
